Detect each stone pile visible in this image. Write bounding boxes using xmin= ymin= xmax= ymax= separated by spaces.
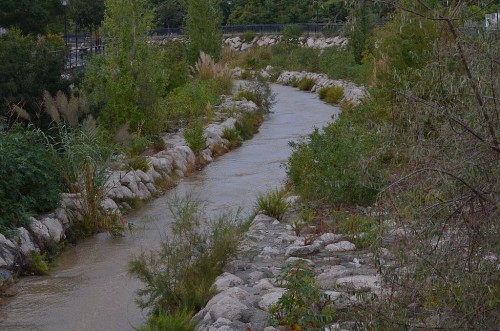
xmin=0 ymin=98 xmax=259 ymax=282
xmin=276 ymin=71 xmax=367 ymax=106
xmin=194 ymin=209 xmax=381 ymax=331
xmin=224 ymin=35 xmax=348 ymax=52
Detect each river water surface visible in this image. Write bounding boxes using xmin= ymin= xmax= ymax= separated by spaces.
xmin=0 ymin=84 xmax=338 ymax=331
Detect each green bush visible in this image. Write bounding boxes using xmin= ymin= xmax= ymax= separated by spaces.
xmin=0 ymin=129 xmax=61 ymax=231
xmin=125 ymin=156 xmax=151 ymax=172
xmin=287 ymin=99 xmax=387 ymax=206
xmin=269 ymin=261 xmax=336 ymax=329
xmin=140 ymin=310 xmax=195 ymax=331
xmin=235 ymin=110 xmax=264 ymax=140
xmin=317 ymin=87 xmax=328 ymax=100
xmin=298 ymin=77 xmax=316 ymax=91
xmin=130 ymin=135 xmax=150 ymax=156
xmin=236 ymin=76 xmax=276 ymax=112
xmin=240 ymin=70 xmax=252 ymax=80
xmin=242 ymin=31 xmax=255 ymax=43
xmin=0 ymin=31 xmax=67 ymax=129
xmin=282 ymin=24 xmax=304 ymax=45
xmin=129 ymin=194 xmax=241 ymax=318
xmin=222 ymin=127 xmax=242 ymax=149
xmin=324 ymin=86 xmax=344 ymax=104
xmin=255 ymin=189 xmax=289 ymax=221
xmin=183 ymin=121 xmax=206 ymax=153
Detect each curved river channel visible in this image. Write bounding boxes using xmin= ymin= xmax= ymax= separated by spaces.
xmin=0 ymin=84 xmax=338 ymax=331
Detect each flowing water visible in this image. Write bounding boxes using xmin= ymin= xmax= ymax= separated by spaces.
xmin=0 ymin=84 xmax=338 ymax=331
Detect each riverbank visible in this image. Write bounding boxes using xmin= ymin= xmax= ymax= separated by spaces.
xmin=0 ymin=93 xmax=261 ymax=290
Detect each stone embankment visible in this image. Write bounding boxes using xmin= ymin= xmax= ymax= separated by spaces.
xmin=193 ymin=203 xmax=381 ymax=331
xmin=0 ymin=98 xmax=259 ymax=283
xmin=223 ymin=35 xmax=348 ymax=52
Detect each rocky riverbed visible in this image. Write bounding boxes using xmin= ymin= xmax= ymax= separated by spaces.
xmin=194 ymin=202 xmax=381 ymax=331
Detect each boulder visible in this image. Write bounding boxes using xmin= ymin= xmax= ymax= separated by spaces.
xmin=336 ymin=275 xmax=380 ymax=292
xmin=207 ymin=296 xmax=248 ymax=322
xmin=150 ymin=155 xmax=174 ymax=175
xmin=101 ymin=198 xmax=120 ymax=214
xmin=40 ymin=217 xmax=65 ymax=242
xmin=285 ymin=244 xmax=319 ymax=257
xmin=316 ymin=266 xmax=349 ymax=289
xmin=17 ymin=227 xmax=38 ymax=256
xmin=325 ymin=241 xmax=356 ymax=252
xmin=258 ymin=289 xmax=286 ymax=310
xmin=214 ymin=272 xmax=244 ymax=292
xmin=29 ymin=218 xmax=51 ymax=244
xmin=0 ymin=234 xmax=17 ymax=267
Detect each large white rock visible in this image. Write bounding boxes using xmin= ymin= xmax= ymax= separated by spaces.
xmin=316 ymin=266 xmax=349 ymax=289
xmin=29 ymin=218 xmax=51 ymax=244
xmin=41 ymin=217 xmax=65 ymax=242
xmin=135 ymin=169 xmax=153 ymax=183
xmin=120 ymin=171 xmax=140 ymax=194
xmin=258 ymin=289 xmax=286 ymax=310
xmin=207 ymin=296 xmax=248 ymax=321
xmin=17 ymin=227 xmax=38 ymax=256
xmin=0 ymin=234 xmax=17 ymax=267
xmin=214 ymin=272 xmax=244 ymax=292
xmin=325 ymin=241 xmax=356 ymax=252
xmin=285 ymin=244 xmax=319 ymax=257
xmin=336 ymin=275 xmax=380 ymax=292
xmin=101 ymin=198 xmax=120 ymax=213
xmin=150 ymin=155 xmax=174 ymax=175
xmin=319 ymin=233 xmax=343 ymax=245
xmin=205 ymin=287 xmax=250 ymax=310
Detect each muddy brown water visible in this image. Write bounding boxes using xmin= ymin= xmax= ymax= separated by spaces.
xmin=0 ymin=84 xmax=338 ymax=331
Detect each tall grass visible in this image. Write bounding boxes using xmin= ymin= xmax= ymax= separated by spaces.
xmin=129 ymin=194 xmax=242 ymax=327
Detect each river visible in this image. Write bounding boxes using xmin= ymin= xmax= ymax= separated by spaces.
xmin=0 ymin=84 xmax=338 ymax=331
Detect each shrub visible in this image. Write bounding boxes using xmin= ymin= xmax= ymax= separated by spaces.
xmin=255 ymin=189 xmax=289 ymax=221
xmin=0 ymin=129 xmax=61 ymax=231
xmin=324 ymin=86 xmax=344 ymax=104
xmin=235 ymin=110 xmax=264 ymax=140
xmin=129 ymin=194 xmax=241 ymax=319
xmin=236 ymin=76 xmax=276 ymax=112
xmin=240 ymin=70 xmax=252 ymax=80
xmin=317 ymin=87 xmax=328 ymax=99
xmin=282 ymin=24 xmax=304 ymax=45
xmin=130 ymin=135 xmax=150 ymax=156
xmin=183 ymin=121 xmax=206 ymax=153
xmin=298 ymin=77 xmax=316 ymax=91
xmin=222 ymin=127 xmax=242 ymax=149
xmin=269 ymin=261 xmax=336 ymax=329
xmin=125 ymin=156 xmax=151 ymax=172
xmin=242 ymin=31 xmax=255 ymax=43
xmin=140 ymin=310 xmax=195 ymax=331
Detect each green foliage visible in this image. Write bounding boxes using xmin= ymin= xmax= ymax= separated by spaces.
xmin=255 ymin=189 xmax=289 ymax=221
xmin=183 ymin=121 xmax=206 ymax=153
xmin=0 ymin=0 xmax=63 ymax=35
xmin=150 ymin=0 xmax=185 ymax=28
xmin=228 ymin=0 xmax=318 ymax=25
xmin=236 ymin=76 xmax=276 ymax=112
xmin=298 ymin=77 xmax=316 ymax=91
xmin=0 ymin=129 xmax=61 ymax=231
xmin=129 ymin=194 xmax=241 ymax=317
xmin=125 ymin=156 xmax=151 ymax=172
xmin=130 ymin=135 xmax=150 ymax=156
xmin=0 ymin=31 xmax=67 ymax=128
xmin=25 ymin=251 xmax=50 ymax=276
xmin=222 ymin=127 xmax=242 ymax=149
xmin=140 ymin=310 xmax=195 ymax=331
xmin=287 ymin=98 xmax=387 ymax=206
xmin=234 ymin=110 xmax=264 ymax=140
xmin=69 ymin=0 xmax=105 ymax=31
xmin=269 ymin=261 xmax=336 ymax=329
xmin=165 ymin=79 xmax=221 ymax=125
xmin=185 ymin=0 xmax=222 ymax=63
xmin=322 ymin=86 xmax=344 ymax=104
xmin=282 ymin=24 xmax=304 ymax=46
xmin=242 ymin=31 xmax=256 ymax=43
xmin=43 ymin=124 xmax=125 ymax=237
xmin=331 ymin=211 xmax=378 ymax=249
xmin=349 ymin=0 xmax=374 ymax=64
xmin=85 ymin=0 xmax=169 ymax=135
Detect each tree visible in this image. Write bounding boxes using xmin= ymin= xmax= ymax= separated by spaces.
xmin=150 ymin=0 xmax=185 ymax=27
xmin=185 ymin=0 xmax=222 ymax=63
xmin=85 ymin=0 xmax=169 ymax=134
xmin=0 ymin=30 xmax=66 ymax=128
xmin=69 ymin=0 xmax=105 ymax=32
xmin=0 ymin=0 xmax=63 ymax=35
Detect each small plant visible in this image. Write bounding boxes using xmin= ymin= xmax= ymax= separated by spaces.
xmin=240 ymin=70 xmax=252 ymax=80
xmin=222 ymin=127 xmax=242 ymax=149
xmin=130 ymin=134 xmax=150 ymax=156
xmin=183 ymin=120 xmax=206 ymax=153
xmin=269 ymin=261 xmax=336 ymax=329
xmin=237 ymin=75 xmax=277 ymax=112
xmin=298 ymin=77 xmax=316 ymax=91
xmin=139 ymin=310 xmax=195 ymax=331
xmin=125 ymin=156 xmax=151 ymax=172
xmin=290 ymin=78 xmax=300 ymax=88
xmin=242 ymin=31 xmax=256 ymax=43
xmin=255 ymin=189 xmax=289 ymax=221
xmin=282 ymin=24 xmax=304 ymax=45
xmin=318 ymin=87 xmax=329 ymax=100
xmin=324 ymin=86 xmax=344 ymax=104
xmin=150 ymin=135 xmax=166 ymax=152
xmin=235 ymin=110 xmax=264 ymax=140
xmin=25 ymin=251 xmax=50 ymax=275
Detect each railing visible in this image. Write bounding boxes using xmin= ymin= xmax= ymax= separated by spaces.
xmin=65 ymin=45 xmax=105 ymax=69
